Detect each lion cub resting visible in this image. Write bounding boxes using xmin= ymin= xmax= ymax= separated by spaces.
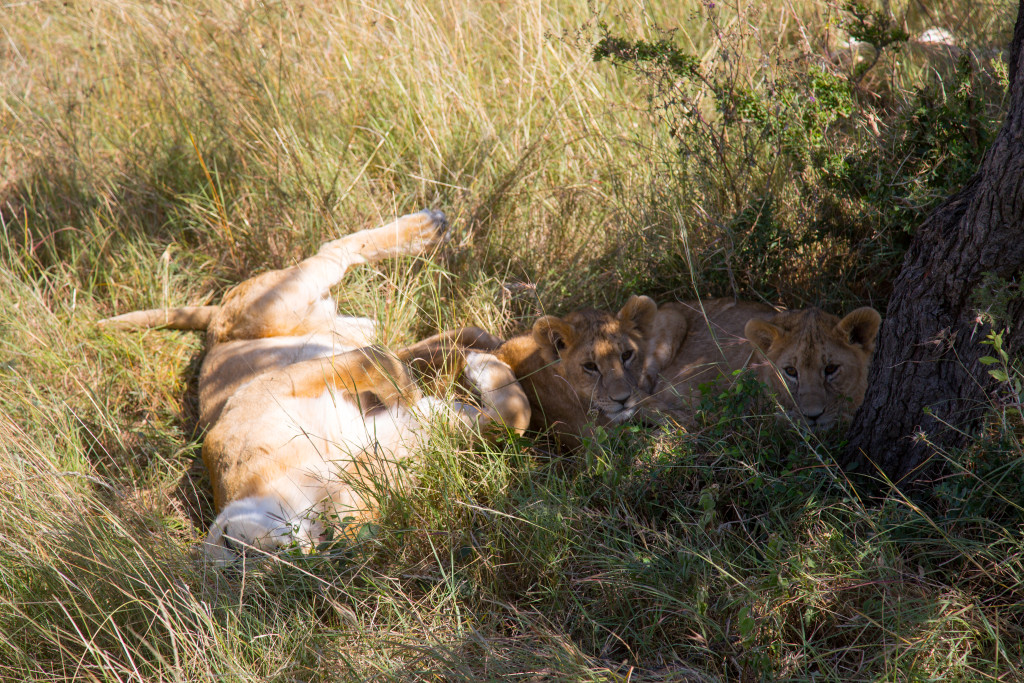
xmin=491 ymin=295 xmax=658 ymax=449
xmin=641 ymin=298 xmax=882 ymax=429
xmin=102 ymin=211 xmax=530 ymax=560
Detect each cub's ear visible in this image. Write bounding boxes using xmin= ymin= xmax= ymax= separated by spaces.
xmin=533 ymin=316 xmax=576 ymax=355
xmin=745 ymin=318 xmax=782 ymax=353
xmin=617 ymin=295 xmax=658 ymax=336
xmin=836 ymin=307 xmax=882 ymax=353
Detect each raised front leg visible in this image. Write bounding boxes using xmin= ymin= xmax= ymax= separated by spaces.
xmin=324 ymin=209 xmax=449 ymax=266
xmin=209 ymin=210 xmax=449 ymax=341
xmin=398 ymin=327 xmax=503 ymax=370
xmin=396 ymin=330 xmax=529 ymax=435
xmin=454 ymin=352 xmax=531 ymax=435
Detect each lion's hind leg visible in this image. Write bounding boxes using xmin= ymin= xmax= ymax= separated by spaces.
xmin=209 ymin=210 xmax=449 ymax=342
xmin=392 ymin=328 xmax=529 ymax=435
xmin=98 ymin=305 xmax=219 ymax=331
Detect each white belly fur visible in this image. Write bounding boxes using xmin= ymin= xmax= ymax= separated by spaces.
xmin=203 ymin=379 xmax=443 ymax=560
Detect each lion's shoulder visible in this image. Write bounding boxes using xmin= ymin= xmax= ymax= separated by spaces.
xmin=644 ymin=299 xmax=776 ymax=387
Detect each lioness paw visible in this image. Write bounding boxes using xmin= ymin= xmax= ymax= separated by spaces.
xmin=461 ymin=352 xmax=530 ymax=434
xmin=463 ymin=351 xmax=510 ymax=391
xmin=327 ymin=209 xmax=449 ymax=264
xmin=393 ymin=209 xmax=449 ymax=255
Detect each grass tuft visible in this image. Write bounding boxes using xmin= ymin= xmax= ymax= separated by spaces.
xmin=2 ymin=0 xmax=1021 ymax=679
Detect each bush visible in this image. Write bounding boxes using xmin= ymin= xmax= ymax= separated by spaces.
xmin=590 ymin=1 xmax=1007 ymax=307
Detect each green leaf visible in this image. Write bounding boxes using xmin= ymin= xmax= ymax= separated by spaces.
xmin=738 ymin=606 xmax=756 ymax=637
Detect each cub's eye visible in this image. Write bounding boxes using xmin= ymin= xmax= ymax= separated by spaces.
xmin=621 ymin=349 xmax=634 ymax=362
xmin=784 ymin=366 xmax=798 ymax=378
xmin=583 ymin=362 xmax=599 ymax=373
xmin=824 ymin=364 xmax=839 ymax=376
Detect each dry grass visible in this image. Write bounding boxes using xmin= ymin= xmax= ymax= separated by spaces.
xmin=2 ymin=0 xmax=1022 ymax=680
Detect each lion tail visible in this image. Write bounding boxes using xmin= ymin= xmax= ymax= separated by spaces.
xmin=99 ymin=306 xmax=219 ymax=331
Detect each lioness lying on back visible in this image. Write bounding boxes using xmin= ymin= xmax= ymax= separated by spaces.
xmin=641 ymin=298 xmax=882 ymax=429
xmin=102 ymin=211 xmax=530 ymax=560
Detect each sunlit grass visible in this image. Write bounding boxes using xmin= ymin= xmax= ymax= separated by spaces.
xmin=2 ymin=0 xmax=1022 ymax=680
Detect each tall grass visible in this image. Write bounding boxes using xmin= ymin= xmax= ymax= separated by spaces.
xmin=2 ymin=0 xmax=1022 ymax=680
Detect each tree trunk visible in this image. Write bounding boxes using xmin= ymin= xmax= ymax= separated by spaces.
xmin=842 ymin=1 xmax=1024 ymax=485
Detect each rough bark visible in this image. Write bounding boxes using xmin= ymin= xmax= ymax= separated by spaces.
xmin=842 ymin=1 xmax=1024 ymax=485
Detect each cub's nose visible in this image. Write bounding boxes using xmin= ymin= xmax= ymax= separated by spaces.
xmin=609 ymin=391 xmax=632 ymax=406
xmin=802 ymin=409 xmax=825 ymax=423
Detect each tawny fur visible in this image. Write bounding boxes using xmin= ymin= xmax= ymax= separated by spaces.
xmin=101 ymin=210 xmax=530 ymax=560
xmin=489 ymin=295 xmax=658 ymax=450
xmin=640 ymin=298 xmax=882 ymax=429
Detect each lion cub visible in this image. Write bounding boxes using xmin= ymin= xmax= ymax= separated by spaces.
xmin=491 ymin=296 xmax=658 ymax=449
xmin=641 ymin=298 xmax=882 ymax=429
xmin=102 ymin=210 xmax=530 ymax=559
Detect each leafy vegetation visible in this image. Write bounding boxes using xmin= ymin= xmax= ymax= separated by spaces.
xmin=588 ymin=1 xmax=1008 ymax=305
xmin=1 ymin=0 xmax=1021 ymax=680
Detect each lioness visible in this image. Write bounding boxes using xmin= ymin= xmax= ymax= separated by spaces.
xmin=102 ymin=210 xmax=530 ymax=560
xmin=641 ymin=298 xmax=882 ymax=429
xmin=491 ymin=296 xmax=658 ymax=449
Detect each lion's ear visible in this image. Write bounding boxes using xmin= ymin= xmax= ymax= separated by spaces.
xmin=836 ymin=307 xmax=882 ymax=353
xmin=745 ymin=318 xmax=782 ymax=353
xmin=533 ymin=316 xmax=575 ymax=355
xmin=617 ymin=295 xmax=658 ymax=336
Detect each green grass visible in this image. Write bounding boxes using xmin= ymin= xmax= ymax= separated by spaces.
xmin=2 ymin=0 xmax=1023 ymax=680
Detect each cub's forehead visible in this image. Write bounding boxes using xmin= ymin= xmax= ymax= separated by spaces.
xmin=567 ymin=309 xmax=617 ymax=330
xmin=592 ymin=338 xmax=623 ymax=357
xmin=598 ymin=318 xmax=631 ymax=339
xmin=770 ymin=308 xmax=862 ymax=350
xmin=772 ymin=307 xmax=839 ymax=333
xmin=773 ymin=332 xmax=863 ymax=366
xmin=565 ymin=310 xmax=631 ymax=339
xmin=778 ymin=343 xmax=854 ymax=366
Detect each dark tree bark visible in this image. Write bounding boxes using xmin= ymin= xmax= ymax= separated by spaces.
xmin=843 ymin=1 xmax=1024 ymax=485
